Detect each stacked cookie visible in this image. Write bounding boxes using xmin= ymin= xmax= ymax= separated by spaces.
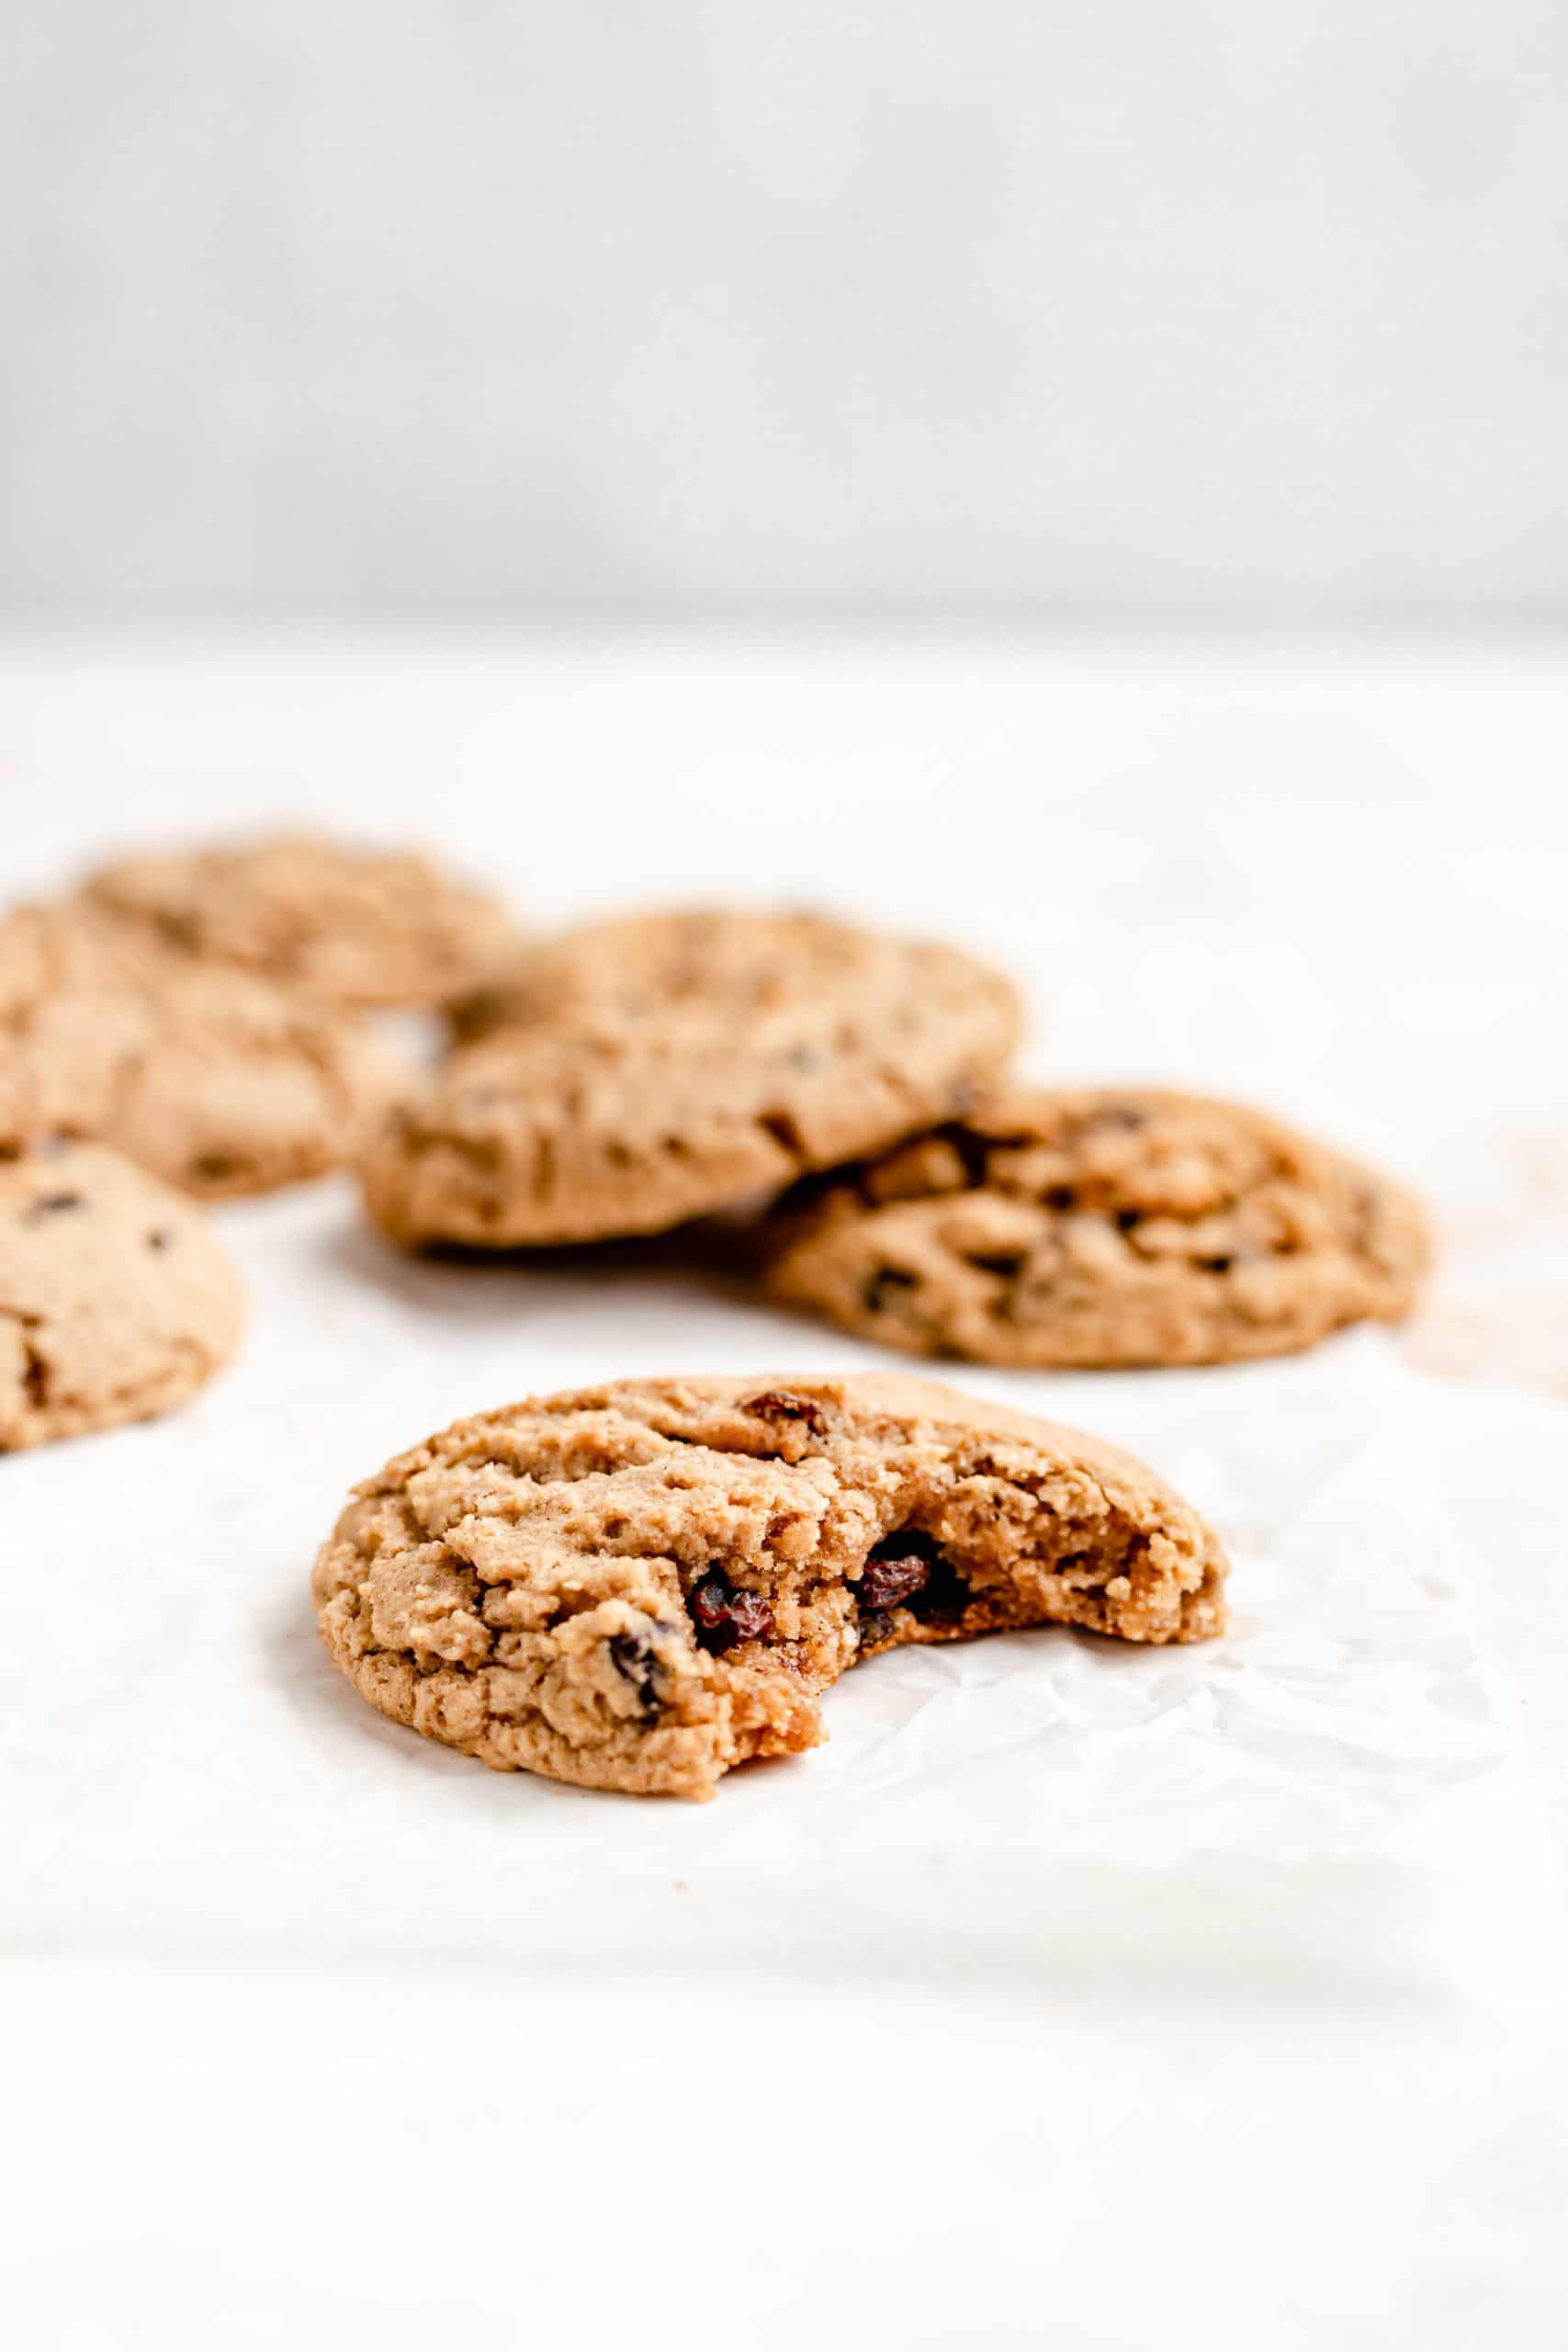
xmin=363 ymin=902 xmax=1429 ymax=1371
xmin=0 ymin=899 xmax=401 ymax=1200
xmin=367 ymin=909 xmax=1022 ymax=1245
xmin=83 ymin=832 xmax=519 ymax=1010
xmin=2 ymin=831 xmax=521 ymax=1448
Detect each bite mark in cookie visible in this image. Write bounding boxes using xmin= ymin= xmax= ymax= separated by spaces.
xmin=311 ymin=1373 xmax=1227 ymax=1799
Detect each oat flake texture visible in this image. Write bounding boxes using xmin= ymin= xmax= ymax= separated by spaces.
xmin=367 ymin=907 xmax=1023 ymax=1246
xmin=81 ymin=831 xmax=521 ymax=1009
xmin=312 ymin=1372 xmax=1227 ymax=1799
xmin=766 ymin=1088 xmax=1430 ymax=1367
xmin=0 ymin=900 xmax=401 ymax=1197
xmin=0 ymin=1140 xmax=244 ymax=1449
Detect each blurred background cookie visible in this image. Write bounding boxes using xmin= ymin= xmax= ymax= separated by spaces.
xmin=0 ymin=1140 xmax=244 ymax=1449
xmin=81 ymin=831 xmax=520 ymax=1010
xmin=450 ymin=905 xmax=939 ymax=1042
xmin=367 ymin=908 xmax=1022 ymax=1247
xmin=1 ymin=902 xmax=403 ymax=1197
xmin=763 ymin=1089 xmax=1429 ymax=1368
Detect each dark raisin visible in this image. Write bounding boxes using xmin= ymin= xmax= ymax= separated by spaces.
xmin=867 ymin=1528 xmax=946 ymax=1566
xmin=913 ymin=1567 xmax=972 ymax=1623
xmin=861 ymin=1265 xmax=919 ymax=1315
xmin=858 ymin=1608 xmax=894 ymax=1649
xmin=741 ymin=1388 xmax=827 ymax=1435
xmin=942 ymin=1123 xmax=993 ymax=1186
xmin=858 ymin=1555 xmax=930 ymax=1609
xmin=760 ymin=1108 xmax=807 ymax=1155
xmin=688 ymin=1569 xmax=774 ymax=1652
xmin=22 ymin=1192 xmax=83 ymax=1220
xmin=458 ymin=989 xmax=507 ymax=1035
xmin=860 ymin=1530 xmax=972 ymax=1623
xmin=878 ymin=1535 xmax=974 ymax=1625
xmin=964 ymin=1250 xmax=1023 ymax=1278
xmin=607 ymin=1628 xmax=670 ymax=1721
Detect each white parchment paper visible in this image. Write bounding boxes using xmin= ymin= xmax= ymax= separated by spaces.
xmin=5 ymin=1182 xmax=1559 ymax=1999
xmin=5 ymin=640 xmax=1568 ymax=2346
xmin=5 ymin=1184 xmax=1566 ymax=2350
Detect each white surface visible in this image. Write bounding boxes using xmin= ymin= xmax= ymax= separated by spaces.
xmin=4 ymin=9 xmax=1568 ymax=619
xmin=3 ymin=635 xmax=1567 ymax=2346
xmin=1 ymin=1216 xmax=1551 ymax=1986
xmin=6 ymin=1960 xmax=1565 ymax=2351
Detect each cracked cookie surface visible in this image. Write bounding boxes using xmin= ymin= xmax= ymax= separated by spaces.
xmin=764 ymin=1089 xmax=1430 ymax=1366
xmin=81 ymin=831 xmax=520 ymax=1008
xmin=311 ymin=1372 xmax=1227 ymax=1799
xmin=1 ymin=902 xmax=402 ymax=1196
xmin=0 ymin=1140 xmax=244 ymax=1449
xmin=367 ymin=908 xmax=1022 ymax=1246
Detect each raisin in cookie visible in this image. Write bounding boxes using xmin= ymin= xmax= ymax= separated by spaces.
xmin=366 ymin=909 xmax=1022 ymax=1246
xmin=764 ymin=1089 xmax=1429 ymax=1368
xmin=1 ymin=901 xmax=401 ymax=1197
xmin=82 ymin=831 xmax=519 ymax=1009
xmin=312 ymin=1373 xmax=1226 ymax=1799
xmin=0 ymin=1141 xmax=243 ymax=1449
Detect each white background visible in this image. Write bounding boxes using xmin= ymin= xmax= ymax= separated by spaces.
xmin=4 ymin=5 xmax=1568 ymax=620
